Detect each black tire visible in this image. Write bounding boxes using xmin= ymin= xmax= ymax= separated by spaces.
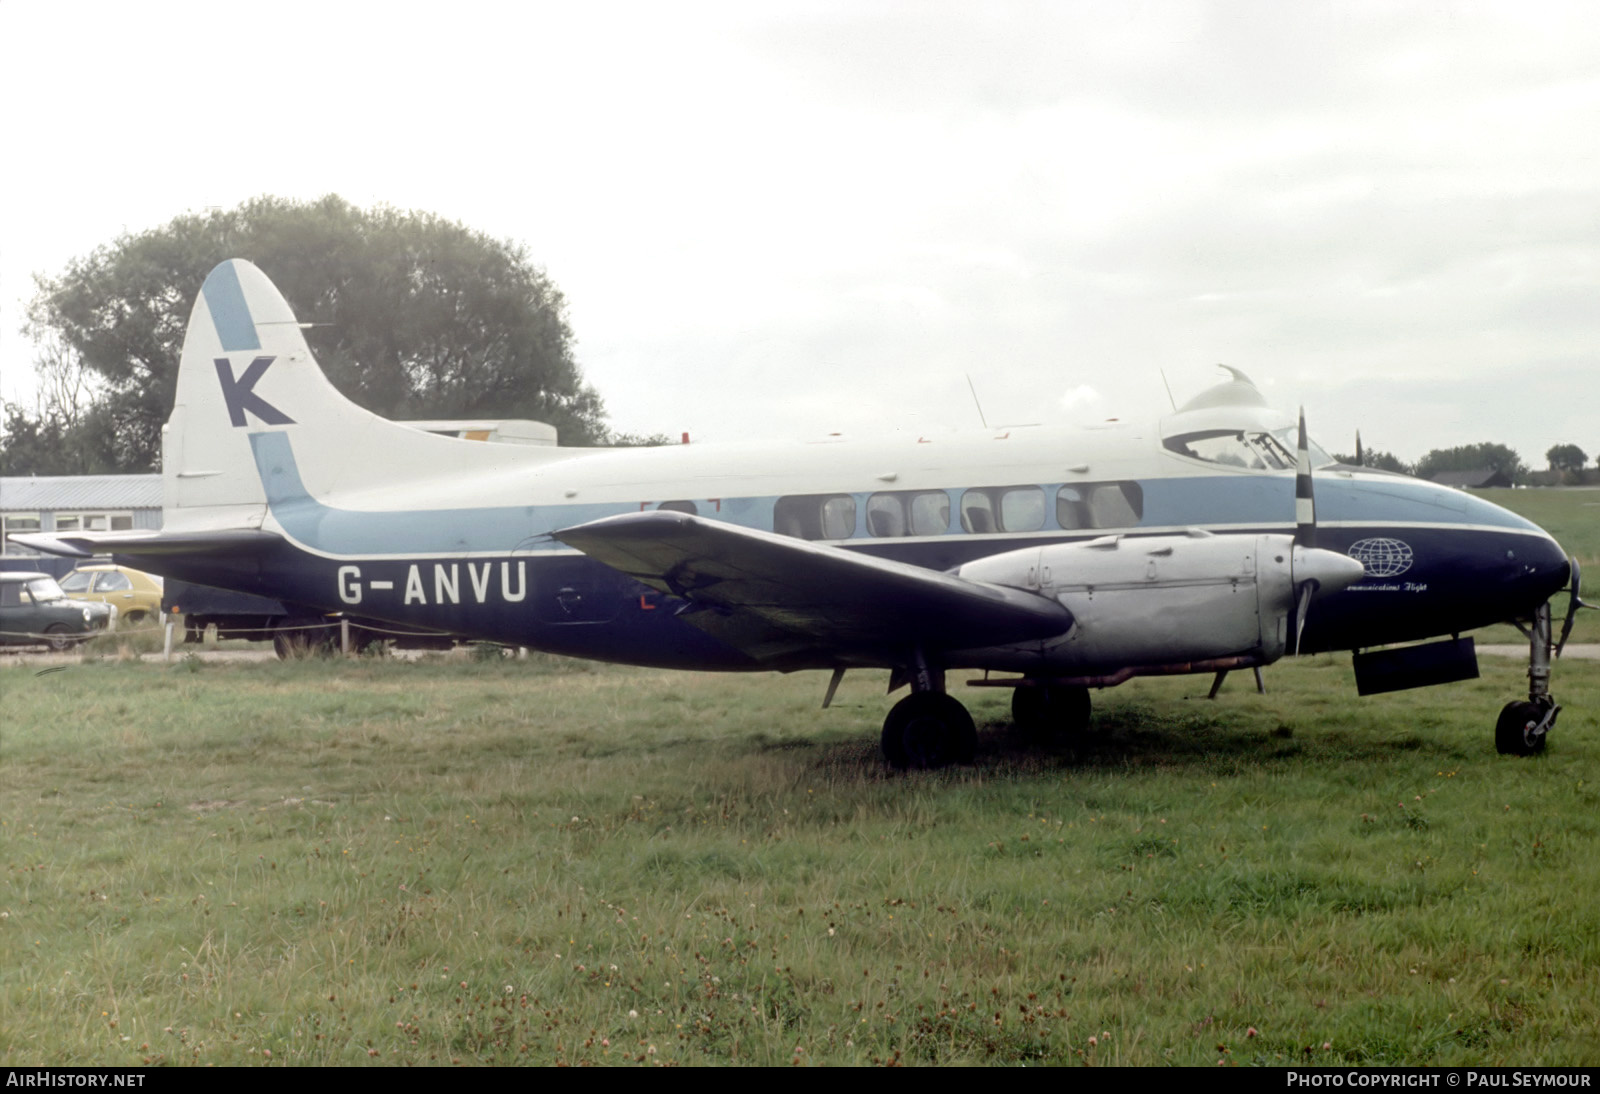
xmin=1495 ymin=700 xmax=1549 ymax=756
xmin=883 ymin=692 xmax=977 ymax=770
xmin=1012 ymin=684 xmax=1049 ymax=729
xmin=1011 ymin=683 xmax=1093 ymax=741
xmin=123 ymin=610 xmax=148 ymax=626
xmin=44 ymin=623 xmax=76 ymax=652
xmin=881 ymin=709 xmax=910 ymax=770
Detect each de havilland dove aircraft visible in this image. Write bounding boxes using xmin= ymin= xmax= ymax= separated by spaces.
xmin=19 ymin=260 xmax=1585 ymax=767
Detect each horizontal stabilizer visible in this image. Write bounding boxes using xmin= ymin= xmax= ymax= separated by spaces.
xmin=555 ymin=511 xmax=1073 ymax=664
xmin=10 ymin=529 xmax=282 ymax=560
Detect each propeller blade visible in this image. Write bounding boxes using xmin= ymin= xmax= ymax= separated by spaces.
xmin=1555 ymin=556 xmax=1590 ymax=659
xmin=1292 ymin=581 xmax=1314 ymax=656
xmin=1294 ymin=407 xmax=1316 ymax=549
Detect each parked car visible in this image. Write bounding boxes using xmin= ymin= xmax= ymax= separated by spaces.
xmin=59 ymin=563 xmax=164 ymax=626
xmin=0 ymin=572 xmax=115 ymax=650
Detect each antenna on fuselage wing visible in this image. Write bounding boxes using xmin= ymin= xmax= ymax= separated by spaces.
xmin=1160 ymin=369 xmax=1177 ymax=411
xmin=965 ymin=374 xmax=990 ymax=429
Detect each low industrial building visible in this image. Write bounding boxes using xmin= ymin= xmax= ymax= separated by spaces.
xmin=0 ymin=474 xmax=161 ymax=575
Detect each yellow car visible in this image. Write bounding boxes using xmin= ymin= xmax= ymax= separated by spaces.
xmin=59 ymin=564 xmax=164 ymax=626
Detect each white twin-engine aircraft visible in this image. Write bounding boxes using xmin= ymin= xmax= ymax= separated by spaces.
xmin=20 ymin=260 xmax=1582 ymax=767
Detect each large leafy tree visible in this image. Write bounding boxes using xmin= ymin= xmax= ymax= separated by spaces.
xmin=1545 ymin=443 xmax=1588 ymax=475
xmin=1414 ymin=442 xmax=1527 ymax=484
xmin=11 ymin=196 xmax=607 ymax=472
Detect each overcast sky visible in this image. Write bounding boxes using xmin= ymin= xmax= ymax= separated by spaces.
xmin=2 ymin=1 xmax=1596 ymax=466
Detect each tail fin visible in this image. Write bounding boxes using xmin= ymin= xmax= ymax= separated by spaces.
xmin=165 ymin=259 xmax=378 ymax=518
xmin=165 ymin=259 xmax=552 ymax=527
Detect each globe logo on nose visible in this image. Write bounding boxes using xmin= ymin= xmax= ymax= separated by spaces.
xmin=1347 ymin=538 xmax=1413 ymax=578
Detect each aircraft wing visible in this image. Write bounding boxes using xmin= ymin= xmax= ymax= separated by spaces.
xmin=9 ymin=529 xmax=281 ymax=560
xmin=555 ymin=511 xmax=1073 ymax=666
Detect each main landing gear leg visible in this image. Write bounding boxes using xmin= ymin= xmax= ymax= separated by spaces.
xmin=881 ymin=651 xmax=976 ymax=770
xmin=1496 ymin=601 xmax=1559 ymax=756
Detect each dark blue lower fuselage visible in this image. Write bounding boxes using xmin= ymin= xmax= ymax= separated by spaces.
xmin=130 ymin=519 xmax=1570 ymax=672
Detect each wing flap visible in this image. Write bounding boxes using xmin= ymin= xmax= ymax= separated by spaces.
xmin=555 ymin=511 xmax=1072 ymax=664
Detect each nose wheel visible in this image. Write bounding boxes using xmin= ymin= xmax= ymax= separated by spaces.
xmin=1495 ymin=697 xmax=1554 ymax=756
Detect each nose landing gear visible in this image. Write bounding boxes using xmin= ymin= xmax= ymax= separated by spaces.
xmin=1497 ymin=600 xmax=1560 ymax=756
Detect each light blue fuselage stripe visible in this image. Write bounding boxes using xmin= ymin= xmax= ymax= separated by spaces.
xmin=251 ymin=433 xmax=629 ymax=554
xmin=202 ymin=263 xmax=262 ymax=353
xmin=250 ymin=433 xmax=1542 ymax=558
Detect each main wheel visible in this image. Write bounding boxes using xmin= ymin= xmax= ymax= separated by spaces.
xmin=882 ymin=693 xmax=977 ymax=770
xmin=273 ymin=617 xmax=337 ymax=659
xmin=44 ymin=623 xmax=76 ymax=652
xmin=1495 ymin=700 xmax=1549 ymax=756
xmin=1011 ymin=684 xmax=1092 ymax=741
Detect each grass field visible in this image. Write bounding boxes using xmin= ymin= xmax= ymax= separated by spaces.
xmin=3 ymin=648 xmax=1598 ymax=1067
xmin=1474 ymin=486 xmax=1600 ymax=568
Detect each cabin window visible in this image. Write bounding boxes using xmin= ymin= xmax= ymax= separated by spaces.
xmin=865 ymin=491 xmax=951 ymax=537
xmin=774 ymin=494 xmax=857 ymax=540
xmin=910 ymin=492 xmax=950 ymax=535
xmin=1058 ymin=482 xmax=1144 ymax=529
xmin=865 ymin=495 xmax=904 ymax=537
xmin=960 ymin=491 xmax=995 ymax=534
xmin=657 ymin=500 xmax=698 ymax=515
xmin=1000 ymin=487 xmax=1045 ymax=531
xmin=1089 ymin=482 xmax=1142 ymax=526
xmin=960 ymin=486 xmax=1045 ymax=534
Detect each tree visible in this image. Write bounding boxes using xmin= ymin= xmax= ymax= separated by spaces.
xmin=10 ymin=196 xmax=607 ymax=472
xmin=1414 ymin=442 xmax=1527 ymax=484
xmin=1546 ymin=443 xmax=1588 ymax=475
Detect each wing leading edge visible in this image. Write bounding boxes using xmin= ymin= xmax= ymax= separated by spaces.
xmin=554 ymin=510 xmax=1074 ymax=667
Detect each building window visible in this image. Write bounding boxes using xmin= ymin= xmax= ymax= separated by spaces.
xmin=2 ymin=513 xmax=41 ymax=554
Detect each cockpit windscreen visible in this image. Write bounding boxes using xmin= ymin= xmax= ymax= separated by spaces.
xmin=1165 ymin=427 xmax=1333 ymax=470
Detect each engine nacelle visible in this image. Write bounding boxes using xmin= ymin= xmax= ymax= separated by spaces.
xmin=952 ymin=532 xmax=1363 ymax=674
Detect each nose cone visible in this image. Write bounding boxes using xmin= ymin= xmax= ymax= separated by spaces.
xmin=1293 ymin=546 xmax=1368 ymax=597
xmin=1511 ymin=531 xmax=1572 ymax=610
